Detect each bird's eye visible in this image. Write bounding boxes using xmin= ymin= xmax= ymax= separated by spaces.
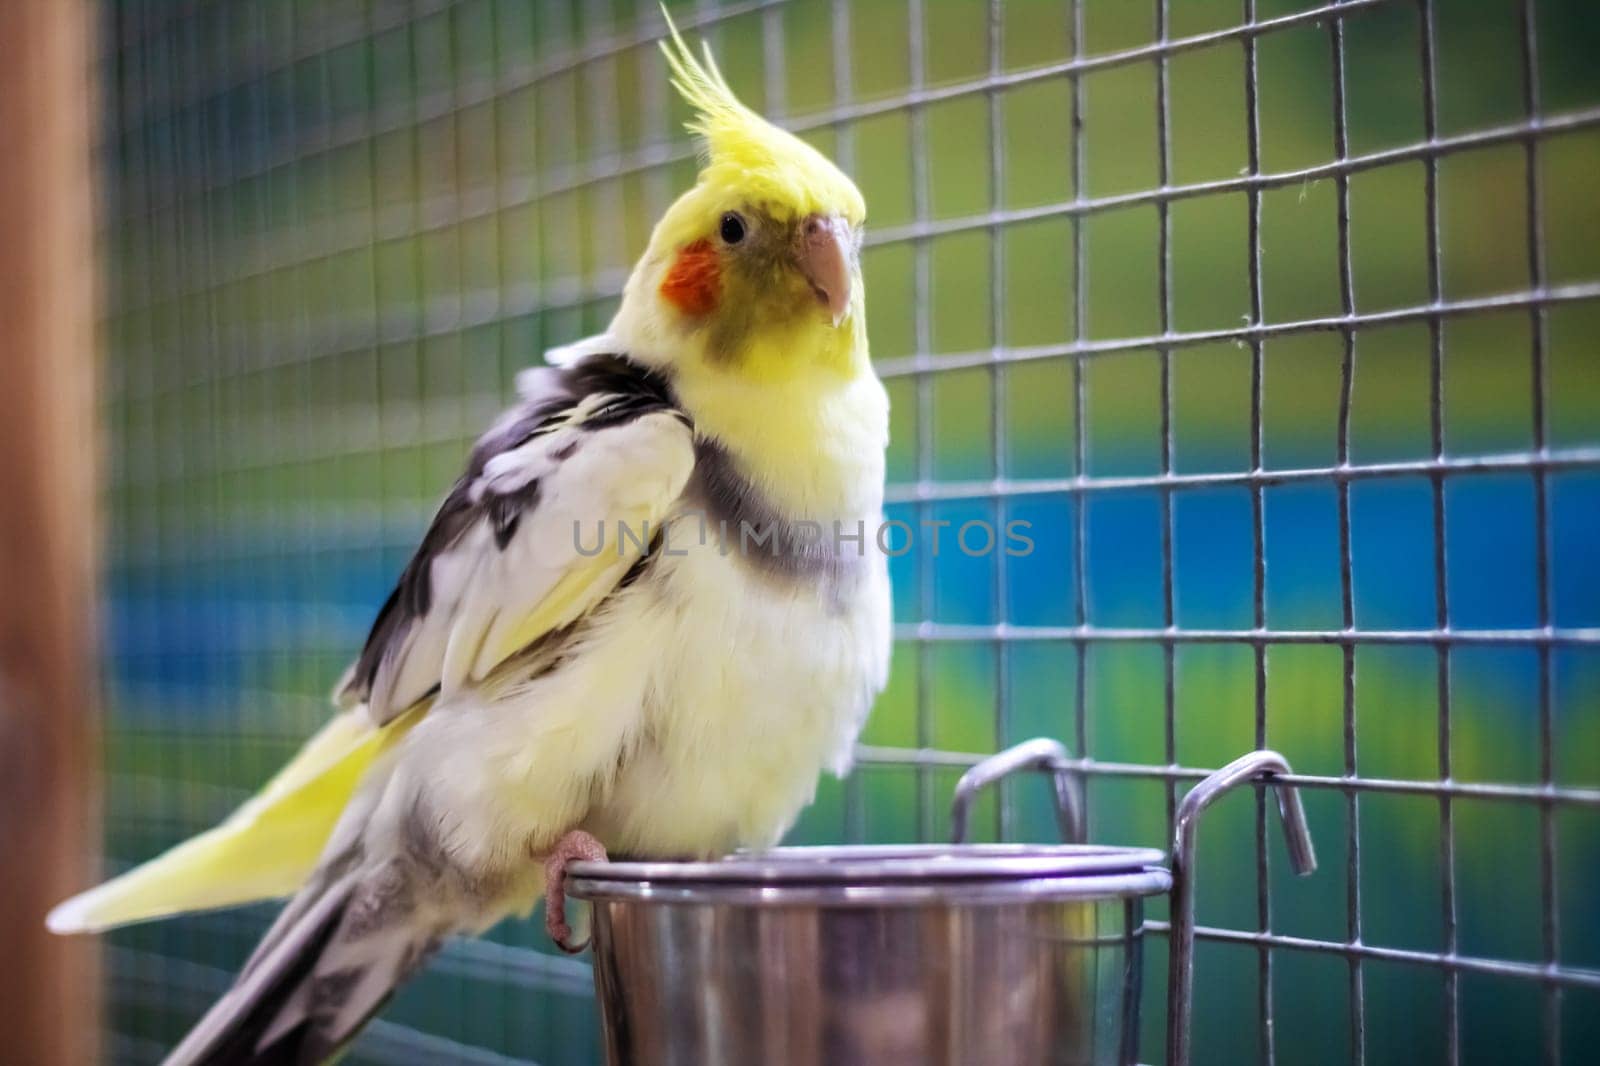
xmin=719 ymin=212 xmax=746 ymax=244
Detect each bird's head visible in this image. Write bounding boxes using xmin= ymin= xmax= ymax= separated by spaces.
xmin=611 ymin=17 xmax=869 ymax=385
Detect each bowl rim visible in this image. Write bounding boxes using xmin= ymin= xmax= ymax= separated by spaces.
xmin=566 ymin=843 xmax=1172 ymax=905
xmin=567 ymin=865 xmax=1173 ymax=906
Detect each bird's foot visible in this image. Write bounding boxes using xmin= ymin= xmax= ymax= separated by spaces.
xmin=542 ymin=829 xmax=608 ymax=954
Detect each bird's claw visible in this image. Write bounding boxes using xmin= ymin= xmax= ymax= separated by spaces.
xmin=542 ymin=829 xmax=608 ymax=954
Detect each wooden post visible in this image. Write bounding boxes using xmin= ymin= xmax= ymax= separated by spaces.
xmin=0 ymin=0 xmax=101 ymax=1062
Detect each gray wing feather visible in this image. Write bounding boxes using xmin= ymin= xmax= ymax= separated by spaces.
xmin=339 ymin=353 xmax=690 ymax=724
xmin=160 ymin=872 xmax=358 ymax=1066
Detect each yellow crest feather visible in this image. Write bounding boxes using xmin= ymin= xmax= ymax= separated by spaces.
xmin=657 ymin=7 xmax=865 ymax=223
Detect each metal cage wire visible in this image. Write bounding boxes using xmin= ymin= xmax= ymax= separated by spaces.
xmin=95 ymin=1 xmax=1600 ymax=1064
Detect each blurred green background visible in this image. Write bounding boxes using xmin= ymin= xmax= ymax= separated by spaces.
xmin=97 ymin=0 xmax=1599 ymax=1062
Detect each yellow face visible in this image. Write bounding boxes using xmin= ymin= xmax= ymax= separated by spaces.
xmin=651 ymin=184 xmax=864 ymax=374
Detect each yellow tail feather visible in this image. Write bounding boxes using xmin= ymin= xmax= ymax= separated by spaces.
xmin=48 ymin=706 xmax=423 ymax=934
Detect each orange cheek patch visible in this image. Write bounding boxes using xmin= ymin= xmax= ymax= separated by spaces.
xmin=660 ymin=239 xmax=721 ymax=316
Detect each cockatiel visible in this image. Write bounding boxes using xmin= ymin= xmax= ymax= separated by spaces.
xmin=49 ymin=19 xmax=890 ymax=1065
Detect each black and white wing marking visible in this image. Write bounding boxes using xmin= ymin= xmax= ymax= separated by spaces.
xmin=340 ymin=354 xmax=692 ymax=725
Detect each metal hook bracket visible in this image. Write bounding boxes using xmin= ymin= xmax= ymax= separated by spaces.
xmin=946 ymin=740 xmax=1315 ymax=1066
xmin=949 ymin=737 xmax=1086 ymax=845
xmin=1166 ymin=750 xmax=1318 ymax=1066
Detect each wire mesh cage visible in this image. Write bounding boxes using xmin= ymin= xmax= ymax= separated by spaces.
xmin=95 ymin=0 xmax=1600 ymax=1063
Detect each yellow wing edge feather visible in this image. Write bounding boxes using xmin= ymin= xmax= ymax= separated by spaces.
xmin=47 ymin=704 xmax=424 ymax=934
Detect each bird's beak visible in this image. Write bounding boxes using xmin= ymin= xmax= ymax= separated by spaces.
xmin=796 ymin=214 xmax=853 ymax=327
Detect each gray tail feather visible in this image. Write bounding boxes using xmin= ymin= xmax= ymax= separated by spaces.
xmin=162 ymin=860 xmax=440 ymax=1066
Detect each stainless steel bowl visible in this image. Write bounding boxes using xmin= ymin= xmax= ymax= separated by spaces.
xmin=568 ymin=742 xmax=1317 ymax=1066
xmin=571 ymin=844 xmax=1168 ymax=1066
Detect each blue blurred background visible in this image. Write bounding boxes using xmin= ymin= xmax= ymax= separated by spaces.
xmin=97 ymin=0 xmax=1598 ymax=1062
